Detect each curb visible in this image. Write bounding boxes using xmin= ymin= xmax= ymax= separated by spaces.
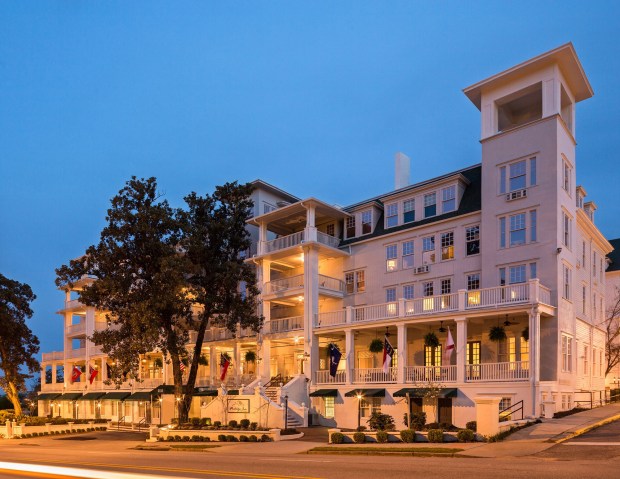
xmin=552 ymin=413 xmax=620 ymax=444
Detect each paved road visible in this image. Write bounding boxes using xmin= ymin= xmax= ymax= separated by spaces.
xmin=1 ymin=430 xmax=619 ymax=479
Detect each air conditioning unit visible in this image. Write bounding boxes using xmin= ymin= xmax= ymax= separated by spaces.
xmin=506 ymin=189 xmax=527 ymax=201
xmin=422 ymin=251 xmax=435 ymax=265
xmin=414 ymin=265 xmax=430 ymax=275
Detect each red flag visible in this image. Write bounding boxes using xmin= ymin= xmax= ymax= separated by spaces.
xmin=219 ymin=353 xmax=230 ymax=381
xmin=382 ymin=336 xmax=394 ymax=374
xmin=89 ymin=365 xmax=98 ymax=384
xmin=444 ymin=328 xmax=455 ymax=365
xmin=71 ymin=366 xmax=82 ymax=383
xmin=180 ymin=361 xmax=186 ymax=374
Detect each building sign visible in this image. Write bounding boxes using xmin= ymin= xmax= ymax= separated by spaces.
xmin=227 ymin=399 xmax=250 ymax=414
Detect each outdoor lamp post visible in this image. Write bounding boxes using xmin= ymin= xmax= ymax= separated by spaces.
xmin=356 ymin=393 xmax=363 ymax=430
xmin=283 ymin=395 xmax=289 ymax=430
xmin=158 ymin=397 xmax=163 ymax=426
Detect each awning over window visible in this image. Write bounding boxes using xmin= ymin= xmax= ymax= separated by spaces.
xmin=125 ymin=391 xmax=153 ymax=402
xmin=77 ymin=392 xmax=106 ymax=401
xmin=102 ymin=392 xmax=131 ymax=401
xmin=58 ymin=393 xmax=83 ymax=401
xmin=226 ymin=389 xmax=239 ymax=396
xmin=37 ymin=393 xmax=61 ymax=401
xmin=309 ymin=389 xmax=338 ymax=397
xmin=194 ymin=389 xmax=218 ymax=397
xmin=393 ymin=388 xmax=458 ymax=398
xmin=344 ymin=389 xmax=386 ymax=398
xmin=152 ymin=385 xmax=176 ymax=397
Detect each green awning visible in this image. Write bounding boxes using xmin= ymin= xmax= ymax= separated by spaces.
xmin=344 ymin=389 xmax=385 ymax=398
xmin=103 ymin=392 xmax=131 ymax=401
xmin=309 ymin=389 xmax=338 ymax=397
xmin=77 ymin=392 xmax=106 ymax=401
xmin=125 ymin=391 xmax=153 ymax=401
xmin=194 ymin=389 xmax=218 ymax=397
xmin=37 ymin=393 xmax=61 ymax=401
xmin=227 ymin=389 xmax=239 ymax=395
xmin=58 ymin=393 xmax=83 ymax=401
xmin=152 ymin=385 xmax=176 ymax=396
xmin=393 ymin=388 xmax=458 ymax=398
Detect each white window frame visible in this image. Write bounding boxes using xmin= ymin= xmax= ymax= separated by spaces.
xmin=403 ymin=199 xmax=415 ymax=223
xmin=385 ymin=203 xmax=398 ymax=228
xmin=442 ymin=186 xmax=456 ymax=213
xmin=562 ymin=334 xmax=573 ymax=372
xmin=361 ymin=210 xmax=372 ymax=235
xmin=440 ymin=231 xmax=454 ymax=261
xmin=466 ymin=225 xmax=480 ymax=256
xmin=402 ymin=241 xmax=414 ymax=269
xmin=386 ymin=244 xmax=398 ymax=272
xmin=423 ymin=193 xmax=437 ymax=218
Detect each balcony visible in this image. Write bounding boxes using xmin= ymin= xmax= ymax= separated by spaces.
xmin=466 ymin=361 xmax=529 ymax=382
xmin=315 ymin=370 xmax=346 ymax=384
xmin=264 ymin=274 xmax=344 ymax=298
xmin=58 ymin=299 xmax=86 ymax=312
xmin=353 ymin=367 xmax=397 ymax=384
xmin=260 ymin=230 xmax=342 ymax=256
xmin=268 ymin=316 xmax=303 ymax=334
xmin=205 ymin=328 xmax=235 ymax=342
xmin=316 ymin=310 xmax=346 ymax=328
xmin=42 ymin=351 xmax=64 ymax=362
xmin=66 ymin=348 xmax=86 ymax=359
xmin=66 ymin=322 xmax=86 ymax=336
xmin=404 ymin=366 xmax=457 ymax=383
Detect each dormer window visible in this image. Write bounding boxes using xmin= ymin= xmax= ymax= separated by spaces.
xmin=442 ymin=186 xmax=456 ymax=213
xmin=361 ymin=210 xmax=372 ymax=234
xmin=424 ymin=193 xmax=437 ymax=218
xmin=403 ymin=199 xmax=415 ymax=223
xmin=346 ymin=216 xmax=356 ymax=238
xmin=386 ymin=203 xmax=398 ymax=228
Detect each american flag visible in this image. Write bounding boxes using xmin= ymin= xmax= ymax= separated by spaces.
xmin=180 ymin=361 xmax=187 ymax=374
xmin=383 ymin=336 xmax=394 ymax=374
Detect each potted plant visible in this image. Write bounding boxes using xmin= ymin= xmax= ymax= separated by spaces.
xmin=488 ymin=325 xmax=507 ymax=342
xmin=198 ymin=355 xmax=209 ymax=366
xmin=522 ymin=326 xmax=529 ymax=342
xmin=369 ymin=339 xmax=384 ymax=354
xmin=244 ymin=351 xmax=256 ymax=363
xmin=424 ymin=332 xmax=440 ymax=348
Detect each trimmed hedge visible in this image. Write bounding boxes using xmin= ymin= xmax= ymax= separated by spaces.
xmin=376 ymin=431 xmax=388 ymax=443
xmin=353 ymin=432 xmax=365 ymax=444
xmin=427 ymin=429 xmax=444 ymax=443
xmin=400 ymin=429 xmax=415 ymax=443
xmin=457 ymin=429 xmax=475 ymax=442
xmin=331 ymin=432 xmax=344 ymax=444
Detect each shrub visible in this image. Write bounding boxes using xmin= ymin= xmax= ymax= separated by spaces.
xmin=199 ymin=418 xmax=208 ymax=426
xmin=203 ymin=436 xmax=211 ymax=442
xmin=400 ymin=429 xmax=415 ymax=443
xmin=173 ymin=435 xmax=182 ymax=442
xmin=214 ymin=421 xmax=222 ymax=428
xmin=425 ymin=422 xmax=440 ymax=431
xmin=427 ymin=429 xmax=444 ymax=443
xmin=260 ymin=434 xmax=271 ymax=442
xmin=466 ymin=421 xmax=477 ymax=432
xmin=409 ymin=412 xmax=426 ymax=431
xmin=228 ymin=420 xmax=238 ymax=429
xmin=457 ymin=429 xmax=475 ymax=443
xmin=281 ymin=428 xmax=299 ymax=436
xmin=191 ymin=435 xmax=200 ymax=442
xmin=249 ymin=435 xmax=257 ymax=442
xmin=171 ymin=418 xmax=179 ymax=425
xmin=239 ymin=435 xmax=249 ymax=442
xmin=250 ymin=422 xmax=258 ymax=431
xmin=331 ymin=432 xmax=344 ymax=444
xmin=226 ymin=435 xmax=237 ymax=442
xmin=353 ymin=432 xmax=366 ymax=444
xmin=218 ymin=434 xmax=227 ymax=442
xmin=191 ymin=417 xmax=200 ymax=427
xmin=368 ymin=412 xmax=395 ymax=431
xmin=23 ymin=433 xmax=31 ymax=438
xmin=240 ymin=419 xmax=250 ymax=429
xmin=356 ymin=426 xmax=367 ymax=432
xmin=376 ymin=431 xmax=388 ymax=443
xmin=166 ymin=436 xmax=174 ymax=442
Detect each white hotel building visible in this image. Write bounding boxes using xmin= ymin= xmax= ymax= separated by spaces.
xmin=39 ymin=44 xmax=614 ymax=430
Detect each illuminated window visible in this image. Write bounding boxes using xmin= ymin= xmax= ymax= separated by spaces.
xmin=467 ymin=274 xmax=480 ymax=306
xmin=324 ymin=397 xmax=335 ymax=418
xmin=386 ymin=244 xmax=398 ymax=272
xmin=345 ymin=270 xmax=365 ymax=294
xmin=441 ymin=232 xmax=454 ymax=260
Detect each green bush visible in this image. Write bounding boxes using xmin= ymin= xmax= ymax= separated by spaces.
xmin=166 ymin=436 xmax=174 ymax=442
xmin=250 ymin=422 xmax=258 ymax=431
xmin=227 ymin=435 xmax=238 ymax=442
xmin=466 ymin=421 xmax=477 ymax=432
xmin=353 ymin=432 xmax=366 ymax=444
xmin=457 ymin=429 xmax=475 ymax=443
xmin=172 ymin=435 xmax=181 ymax=442
xmin=182 ymin=435 xmax=191 ymax=442
xmin=260 ymin=434 xmax=271 ymax=442
xmin=427 ymin=429 xmax=444 ymax=443
xmin=331 ymin=432 xmax=344 ymax=444
xmin=400 ymin=429 xmax=415 ymax=443
xmin=228 ymin=420 xmax=238 ymax=429
xmin=368 ymin=412 xmax=395 ymax=431
xmin=190 ymin=417 xmax=200 ymax=427
xmin=376 ymin=431 xmax=388 ymax=443
xmin=191 ymin=435 xmax=200 ymax=442
xmin=239 ymin=435 xmax=249 ymax=442
xmin=249 ymin=435 xmax=257 ymax=442
xmin=218 ymin=434 xmax=227 ymax=442
xmin=240 ymin=419 xmax=250 ymax=429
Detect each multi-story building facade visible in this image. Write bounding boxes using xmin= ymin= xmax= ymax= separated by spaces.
xmin=39 ymin=43 xmax=615 ymax=430
xmin=605 ymin=238 xmax=620 ymax=388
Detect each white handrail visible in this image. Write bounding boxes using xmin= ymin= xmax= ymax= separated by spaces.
xmin=314 ymin=370 xmax=346 ymax=384
xmin=352 ymin=367 xmax=397 ymax=383
xmin=265 ymin=231 xmax=305 ymax=253
xmin=466 ymin=361 xmax=529 ymax=381
xmin=404 ymin=365 xmax=457 ymax=383
xmin=269 ymin=316 xmax=303 ymax=333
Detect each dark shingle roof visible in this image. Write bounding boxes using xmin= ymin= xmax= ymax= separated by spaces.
xmin=607 ymin=238 xmax=620 ymax=272
xmin=340 ymin=164 xmax=481 ymax=246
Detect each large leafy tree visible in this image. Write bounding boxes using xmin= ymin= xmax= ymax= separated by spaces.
xmin=178 ymin=182 xmax=262 ymax=418
xmin=605 ymin=287 xmax=620 ymax=377
xmin=56 ymin=177 xmax=194 ymax=399
xmin=0 ymin=273 xmax=40 ymax=416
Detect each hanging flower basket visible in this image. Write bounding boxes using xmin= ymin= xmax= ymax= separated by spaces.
xmin=369 ymin=339 xmax=384 ymax=353
xmin=198 ymin=354 xmax=209 ymax=366
xmin=522 ymin=326 xmax=529 ymax=342
xmin=244 ymin=351 xmax=256 ymax=363
xmin=153 ymin=358 xmax=163 ymax=369
xmin=424 ymin=332 xmax=440 ymax=349
xmin=488 ymin=325 xmax=507 ymax=342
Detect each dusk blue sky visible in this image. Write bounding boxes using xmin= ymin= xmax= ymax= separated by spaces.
xmin=2 ymin=1 xmax=620 ymax=363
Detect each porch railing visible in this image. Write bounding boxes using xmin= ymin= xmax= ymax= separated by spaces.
xmin=404 ymin=365 xmax=457 ymax=383
xmin=66 ymin=348 xmax=86 ymax=359
xmin=466 ymin=361 xmax=529 ymax=381
xmin=268 ymin=316 xmax=303 ymax=334
xmin=264 ymin=231 xmax=305 ymax=254
xmin=63 ymin=299 xmax=84 ymax=310
xmin=318 ymin=274 xmax=345 ymax=294
xmin=352 ymin=367 xmax=397 ymax=384
xmin=315 ymin=370 xmax=346 ymax=384
xmin=316 ymin=231 xmax=340 ymax=249
xmin=539 ymin=285 xmax=552 ymax=305
xmin=42 ymin=351 xmax=64 ymax=362
xmin=353 ymin=302 xmax=399 ymax=323
xmin=465 ymin=283 xmax=529 ymax=309
xmin=66 ymin=323 xmax=86 ymax=336
xmin=404 ymin=294 xmax=458 ymax=316
xmin=263 ymin=274 xmax=304 ymax=295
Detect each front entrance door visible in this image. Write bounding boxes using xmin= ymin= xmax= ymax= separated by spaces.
xmin=437 ymin=398 xmax=452 ymax=425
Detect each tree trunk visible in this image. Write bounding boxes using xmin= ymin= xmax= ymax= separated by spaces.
xmin=182 ymin=309 xmax=211 ymax=423
xmin=5 ymin=380 xmax=22 ymax=417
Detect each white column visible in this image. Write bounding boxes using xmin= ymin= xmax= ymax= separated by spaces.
xmin=209 ymin=347 xmax=217 ymax=386
xmin=260 ymin=339 xmax=271 ymax=381
xmin=258 ymin=222 xmax=268 ymax=255
xmin=455 ymin=317 xmax=467 ymax=384
xmin=529 ymin=307 xmax=541 ymax=417
xmin=233 ymin=342 xmax=241 ymax=383
xmin=397 ymin=324 xmax=407 ymax=384
xmin=303 ymin=245 xmax=319 ymax=379
xmin=345 ymin=330 xmax=355 ymax=385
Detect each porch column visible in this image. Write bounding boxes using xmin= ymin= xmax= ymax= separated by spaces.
xmin=258 ymin=222 xmax=268 ymax=255
xmin=260 ymin=338 xmax=271 ymax=381
xmin=209 ymin=347 xmax=217 ymax=386
xmin=304 ymin=204 xmax=317 ymax=242
xmin=345 ymin=330 xmax=355 ymax=385
xmin=397 ymin=324 xmax=407 ymax=383
xmin=261 ymin=260 xmax=271 ymax=289
xmin=529 ymin=307 xmax=541 ymax=417
xmin=52 ymin=363 xmax=57 ymax=384
xmin=233 ymin=342 xmax=241 ymax=384
xmin=303 ymin=245 xmax=320 ymax=379
xmin=455 ymin=317 xmax=467 ymax=384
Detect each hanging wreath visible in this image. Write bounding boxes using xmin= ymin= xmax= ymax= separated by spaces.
xmin=369 ymin=338 xmax=384 ymax=353
xmin=522 ymin=326 xmax=529 ymax=342
xmin=198 ymin=354 xmax=209 ymax=366
xmin=245 ymin=351 xmax=257 ymax=363
xmin=488 ymin=325 xmax=507 ymax=342
xmin=424 ymin=332 xmax=440 ymax=348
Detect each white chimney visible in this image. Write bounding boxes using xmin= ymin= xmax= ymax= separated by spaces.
xmin=394 ymin=152 xmax=410 ymax=190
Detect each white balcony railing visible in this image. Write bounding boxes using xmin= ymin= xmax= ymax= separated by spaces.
xmin=318 ymin=275 xmax=345 ymax=294
xmin=465 ymin=361 xmax=529 ymax=382
xmin=316 ymin=310 xmax=346 ymax=327
xmin=42 ymin=351 xmax=64 ymax=362
xmin=404 ymin=366 xmax=457 ymax=383
xmin=353 ymin=302 xmax=399 ymax=323
xmin=315 ymin=370 xmax=346 ymax=384
xmin=205 ymin=328 xmax=235 ymax=342
xmin=65 ymin=348 xmax=86 ymax=359
xmin=539 ymin=285 xmax=552 ymax=305
xmin=268 ymin=316 xmax=303 ymax=334
xmin=465 ymin=284 xmax=529 ymax=309
xmin=138 ymin=378 xmax=165 ymax=389
xmin=264 ymin=231 xmax=305 ymax=254
xmin=63 ymin=299 xmax=84 ymax=310
xmin=404 ymin=294 xmax=458 ymax=316
xmin=352 ymin=367 xmax=397 ymax=384
xmin=66 ymin=323 xmax=86 ymax=336
xmin=263 ymin=274 xmax=304 ymax=295
xmin=90 ymin=345 xmax=105 ymax=356
xmin=316 ymin=231 xmax=341 ymax=249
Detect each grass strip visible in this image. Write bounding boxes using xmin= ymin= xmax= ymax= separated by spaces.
xmin=169 ymin=444 xmax=221 ymax=450
xmin=308 ymin=446 xmax=463 ymax=456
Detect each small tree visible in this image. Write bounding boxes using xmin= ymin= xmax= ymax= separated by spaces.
xmin=605 ymin=287 xmax=620 ymax=377
xmin=0 ymin=274 xmax=40 ymax=416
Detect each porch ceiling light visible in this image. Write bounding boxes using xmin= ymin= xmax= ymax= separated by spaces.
xmin=296 ymin=296 xmax=304 ymax=303
xmin=356 ymin=393 xmax=363 ymax=400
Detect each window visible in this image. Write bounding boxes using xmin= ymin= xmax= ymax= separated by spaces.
xmin=530 ymin=157 xmax=537 ymax=186
xmin=499 ymin=397 xmax=512 ymax=414
xmin=403 ymin=199 xmax=415 ymax=223
xmin=500 ymin=166 xmax=506 ymax=194
xmin=500 ymin=217 xmax=506 ymax=248
xmin=441 ymin=232 xmax=454 ymax=260
xmin=402 ymin=241 xmax=414 ymax=269
xmin=360 ymin=397 xmax=381 ymax=418
xmin=326 ymin=224 xmax=335 ymax=236
xmin=499 ymin=267 xmax=506 ymax=286
xmin=582 ymin=285 xmax=586 ymax=315
xmin=520 ymin=337 xmax=529 ymax=363
xmin=424 ymin=345 xmax=442 ymax=366
xmin=346 ymin=217 xmax=355 ymax=238
xmin=263 ymin=202 xmax=276 ymax=214
xmin=593 ymin=252 xmax=597 ymax=278
xmin=582 ymin=241 xmax=586 ymax=267
xmin=593 ymin=293 xmax=597 ymax=319
xmin=600 ymin=350 xmax=604 ymax=377
xmin=593 ymin=347 xmax=598 ymax=377
xmin=467 ymin=273 xmax=480 ymax=290
xmin=563 ymin=161 xmax=571 ymax=193
xmin=583 ymin=345 xmax=589 ymax=375
xmin=423 ymin=236 xmax=435 ymax=252
xmin=509 ymin=265 xmax=526 ymax=284
xmin=345 ymin=270 xmax=365 ymax=294
xmin=509 ymin=160 xmax=526 ymax=191
xmin=386 ymin=245 xmax=398 ymax=272
xmin=563 ymin=265 xmax=571 ymax=300
xmin=324 ymin=397 xmax=335 ymax=418
xmin=509 ymin=213 xmax=526 ymax=246
xmin=442 ymin=186 xmax=456 ymax=213
xmin=529 ymin=262 xmax=537 ymax=280
xmin=441 ymin=278 xmax=452 ymax=294
xmin=466 ymin=226 xmax=480 ymax=255
xmin=386 ymin=288 xmax=396 ymax=303
xmin=424 ymin=193 xmax=436 ymax=218
xmin=562 ymin=335 xmax=573 ymax=372
xmin=530 ymin=211 xmax=537 ymax=242
xmin=423 ymin=282 xmax=434 ymax=296
xmin=403 ymin=284 xmax=414 ymax=300
xmin=562 ymin=213 xmax=571 ymax=248
xmin=600 ymin=259 xmax=604 ymax=283
xmin=361 ymin=210 xmax=372 ymax=234
xmin=386 ymin=203 xmax=398 ymax=228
